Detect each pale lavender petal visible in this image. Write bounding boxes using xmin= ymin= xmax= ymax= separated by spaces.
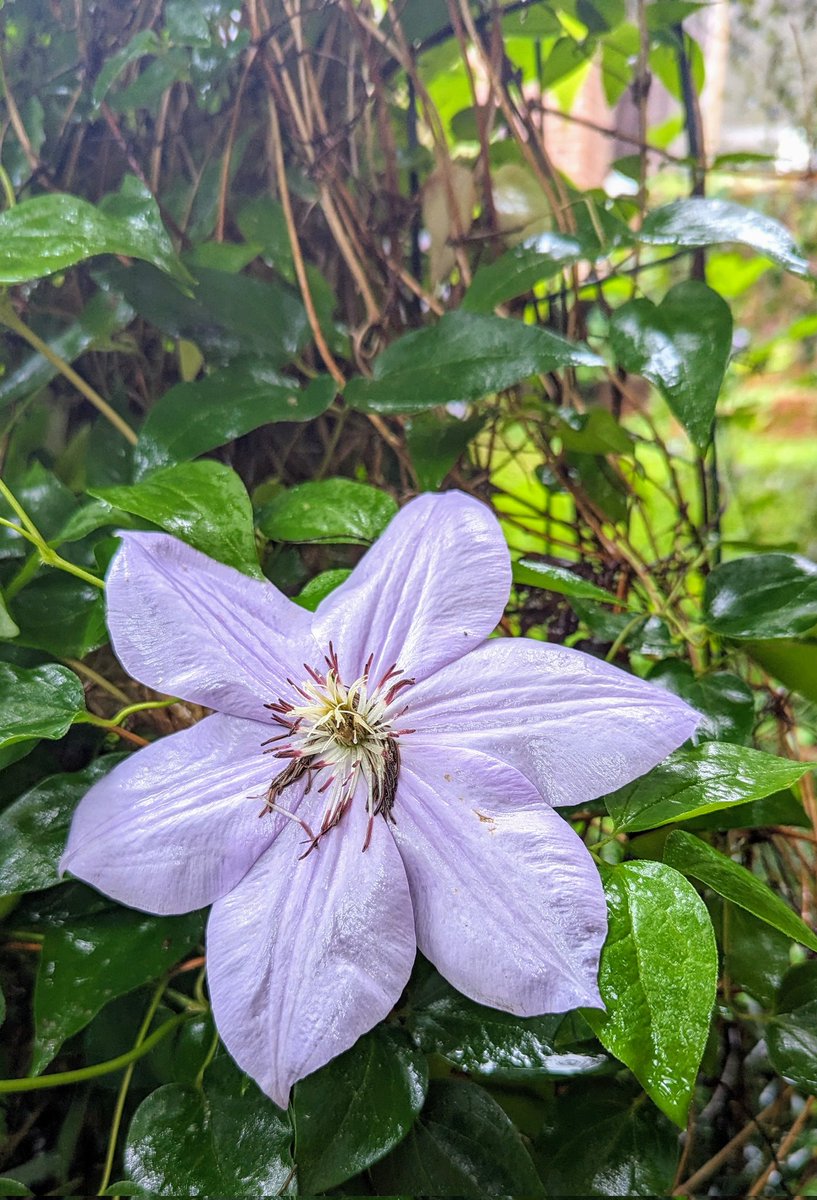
xmin=106 ymin=532 xmax=315 ymax=719
xmin=406 ymin=638 xmax=700 ymax=806
xmin=312 ymin=491 xmax=511 ymax=684
xmin=61 ymin=714 xmax=285 ymax=914
xmin=393 ymin=744 xmax=606 ymax=1014
xmin=206 ymin=787 xmax=416 ymax=1108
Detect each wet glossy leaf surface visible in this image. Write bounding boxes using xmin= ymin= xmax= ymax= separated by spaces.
xmin=294 ymin=568 xmax=352 ymax=610
xmin=0 ymin=664 xmax=85 ymax=750
xmin=462 ymin=235 xmax=583 ymax=312
xmin=648 ymin=661 xmax=755 ymax=744
xmin=293 ymin=1026 xmax=427 ymax=1192
xmin=125 ymin=1055 xmax=293 ymax=1196
xmin=604 ymin=742 xmax=808 ymax=832
xmin=258 ymin=478 xmax=397 ymax=545
xmin=513 ymin=558 xmax=624 ymax=605
xmin=585 ymin=861 xmax=717 ymax=1125
xmin=767 ymin=962 xmax=817 ymax=1093
xmin=8 ymin=576 xmax=106 ymax=659
xmin=704 ymin=553 xmax=817 ymax=638
xmin=664 ymin=830 xmax=817 ymax=951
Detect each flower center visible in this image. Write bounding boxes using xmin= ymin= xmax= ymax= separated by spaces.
xmin=259 ymin=644 xmax=413 ymax=854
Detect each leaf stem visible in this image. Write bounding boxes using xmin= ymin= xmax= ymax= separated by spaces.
xmin=0 ymin=477 xmax=105 ymax=591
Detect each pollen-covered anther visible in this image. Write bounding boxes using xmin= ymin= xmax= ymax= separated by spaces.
xmin=261 ymin=649 xmax=412 ymax=852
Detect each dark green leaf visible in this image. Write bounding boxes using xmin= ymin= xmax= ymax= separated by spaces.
xmin=723 ymin=904 xmax=792 ymax=1008
xmin=743 ymin=638 xmax=817 ymax=703
xmin=0 ymin=177 xmax=190 ymax=285
xmin=90 ymin=29 xmax=161 ymax=105
xmin=682 ymin=788 xmax=808 ymax=833
xmin=345 ymin=312 xmax=601 ymax=412
xmin=405 ymin=410 xmax=485 ymax=491
xmin=31 ymin=891 xmax=200 ymax=1073
xmin=664 ymin=830 xmax=817 ymax=952
xmin=604 ymin=742 xmax=808 ymax=832
xmin=0 ymin=592 xmax=19 ymax=638
xmin=556 ymin=407 xmax=633 ymax=455
xmin=0 ymin=462 xmax=78 ymax=561
xmin=0 ymin=755 xmax=125 ymax=894
xmin=258 ymin=478 xmax=397 ymax=546
xmin=639 ymin=198 xmax=811 ymax=278
xmin=91 ymin=461 xmax=260 ymax=574
xmin=0 ymin=1182 xmax=32 ymax=1197
xmin=8 ymin=575 xmax=106 ymax=659
xmin=513 ymin=559 xmax=624 ymax=606
xmin=585 ymin=861 xmax=717 ymax=1126
xmin=609 ymin=281 xmax=732 ymax=448
xmin=293 ymin=1026 xmax=427 ymax=1192
xmin=369 ymin=1079 xmax=545 ymax=1197
xmin=647 ymin=661 xmax=755 ymax=744
xmin=135 ymin=364 xmax=335 ymax=476
xmin=293 ymin=568 xmax=352 ymax=611
xmin=125 ymin=1055 xmax=293 ymax=1196
xmin=0 ymin=663 xmax=85 ymax=750
xmin=768 ymin=962 xmax=817 ymax=1093
xmin=535 ymin=1079 xmax=679 ymax=1197
xmin=461 ymin=235 xmax=583 ymax=313
xmin=704 ymin=553 xmax=817 ymax=639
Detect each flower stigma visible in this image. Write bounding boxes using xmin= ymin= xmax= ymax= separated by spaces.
xmin=259 ymin=643 xmax=413 ymax=855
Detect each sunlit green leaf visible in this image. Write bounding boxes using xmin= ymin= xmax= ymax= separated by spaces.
xmin=258 ymin=478 xmax=397 ymax=546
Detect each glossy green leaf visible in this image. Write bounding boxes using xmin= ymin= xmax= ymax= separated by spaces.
xmin=8 ymin=575 xmax=107 ymax=659
xmin=258 ymin=478 xmax=397 ymax=545
xmin=0 ymin=292 xmax=134 ymax=410
xmin=639 ymin=198 xmax=811 ymax=278
xmin=125 ymin=1055 xmax=293 ymax=1196
xmin=135 ymin=366 xmax=336 ymax=476
xmin=704 ymin=553 xmax=817 ymax=639
xmin=604 ymin=742 xmax=808 ymax=832
xmin=556 ymin=407 xmax=632 ymax=455
xmin=535 ymin=1079 xmax=679 ymax=1197
xmin=293 ymin=568 xmax=352 ymax=611
xmin=0 ymin=1182 xmax=32 ymax=1197
xmin=664 ymin=830 xmax=817 ymax=952
xmin=0 ymin=755 xmax=125 ymax=894
xmin=648 ymin=661 xmax=755 ymax=744
xmin=609 ymin=281 xmax=732 ymax=448
xmin=682 ymin=788 xmax=808 ymax=833
xmin=293 ymin=1026 xmax=427 ymax=1192
xmin=405 ymin=962 xmax=605 ymax=1078
xmin=462 ymin=235 xmax=583 ymax=313
xmin=30 ymin=889 xmax=200 ymax=1073
xmin=369 ymin=1079 xmax=545 ymax=1197
xmin=723 ymin=904 xmax=792 ymax=1008
xmin=585 ymin=860 xmax=717 ymax=1126
xmin=345 ymin=312 xmax=601 ymax=412
xmin=767 ymin=962 xmax=817 ymax=1092
xmin=513 ymin=559 xmax=624 ymax=606
xmin=0 ymin=663 xmax=85 ymax=750
xmin=91 ymin=461 xmax=260 ymax=574
xmin=405 ymin=410 xmax=485 ymax=491
xmin=0 ymin=461 xmax=78 ymax=560
xmin=0 ymin=177 xmax=190 ymax=285
xmin=743 ymin=638 xmax=817 ymax=703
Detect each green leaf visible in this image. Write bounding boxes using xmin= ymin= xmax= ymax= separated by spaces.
xmin=345 ymin=312 xmax=601 ymax=412
xmin=767 ymin=962 xmax=817 ymax=1092
xmin=0 ymin=291 xmax=134 ymax=411
xmin=125 ymin=1055 xmax=293 ymax=1196
xmin=258 ymin=478 xmax=397 ymax=546
xmin=743 ymin=638 xmax=817 ymax=703
xmin=647 ymin=661 xmax=755 ymax=744
xmin=369 ymin=1079 xmax=545 ymax=1197
xmin=604 ymin=742 xmax=808 ymax=832
xmin=639 ymin=198 xmax=811 ymax=278
xmin=513 ymin=559 xmax=624 ymax=606
xmin=293 ymin=568 xmax=352 ymax=611
xmin=0 ymin=755 xmax=126 ymax=894
xmin=405 ymin=961 xmax=604 ymax=1078
xmin=91 ymin=29 xmax=161 ymax=105
xmin=556 ymin=407 xmax=632 ymax=455
xmin=534 ymin=1079 xmax=679 ymax=1197
xmin=0 ymin=591 xmax=19 ymax=638
xmin=723 ymin=904 xmax=792 ymax=1008
xmin=0 ymin=177 xmax=190 ymax=285
xmin=134 ymin=364 xmax=335 ymax=476
xmin=461 ymin=235 xmax=583 ymax=313
xmin=0 ymin=461 xmax=78 ymax=561
xmin=704 ymin=553 xmax=817 ymax=639
xmin=0 ymin=1181 xmax=32 ymax=1197
xmin=584 ymin=861 xmax=717 ymax=1126
xmin=609 ymin=281 xmax=732 ymax=448
xmin=293 ymin=1026 xmax=427 ymax=1192
xmin=8 ymin=575 xmax=107 ymax=659
xmin=91 ymin=461 xmax=260 ymax=574
xmin=664 ymin=830 xmax=817 ymax=952
xmin=0 ymin=663 xmax=85 ymax=750
xmin=30 ymin=889 xmax=201 ymax=1073
xmin=405 ymin=410 xmax=485 ymax=492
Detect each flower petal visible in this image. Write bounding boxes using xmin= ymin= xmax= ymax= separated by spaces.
xmin=406 ymin=638 xmax=700 ymax=806
xmin=106 ymin=532 xmax=315 ymax=718
xmin=312 ymin=492 xmax=511 ymax=684
xmin=206 ymin=788 xmax=416 ymax=1108
xmin=393 ymin=744 xmax=606 ymax=1014
xmin=61 ymin=714 xmax=284 ymax=914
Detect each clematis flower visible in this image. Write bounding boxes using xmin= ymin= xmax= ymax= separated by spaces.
xmin=62 ymin=491 xmax=698 ymax=1107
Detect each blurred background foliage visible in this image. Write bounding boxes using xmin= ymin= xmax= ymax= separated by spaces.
xmin=1 ymin=0 xmax=817 ymax=1195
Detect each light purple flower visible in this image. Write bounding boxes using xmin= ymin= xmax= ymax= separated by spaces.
xmin=62 ymin=491 xmax=698 ymax=1107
